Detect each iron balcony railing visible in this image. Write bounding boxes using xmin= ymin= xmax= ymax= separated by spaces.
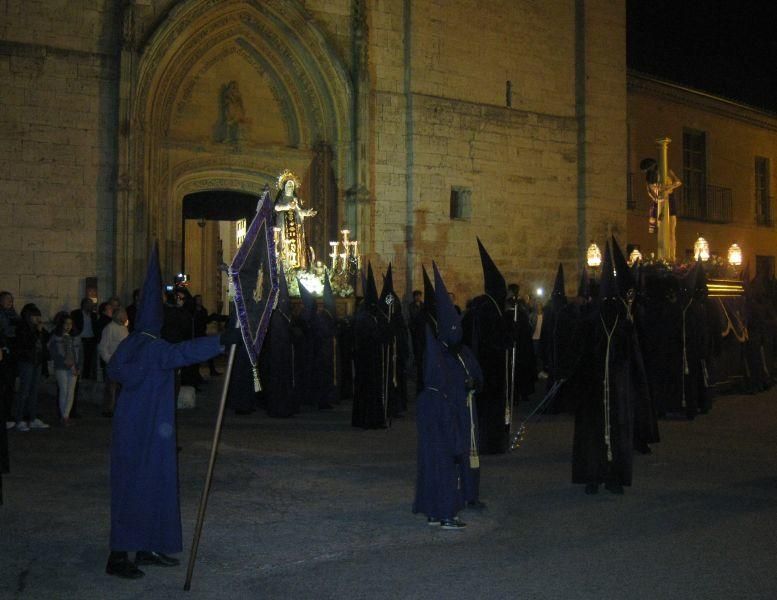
xmin=676 ymin=184 xmax=733 ymax=224
xmin=627 ymin=173 xmax=637 ymax=210
xmin=755 ymin=196 xmax=774 ymax=227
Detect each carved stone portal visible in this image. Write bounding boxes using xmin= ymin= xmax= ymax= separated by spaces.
xmin=115 ymin=0 xmax=354 ymax=296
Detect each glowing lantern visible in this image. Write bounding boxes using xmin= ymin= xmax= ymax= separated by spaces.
xmin=693 ymin=236 xmax=710 ymax=262
xmin=586 ymin=242 xmax=602 ymax=268
xmin=728 ymin=243 xmax=742 ymax=267
xmin=628 ymin=248 xmax=642 ymax=266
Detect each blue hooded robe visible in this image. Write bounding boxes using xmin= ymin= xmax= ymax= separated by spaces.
xmin=108 ymin=244 xmax=224 ymax=553
xmin=413 ymin=264 xmax=482 ymax=520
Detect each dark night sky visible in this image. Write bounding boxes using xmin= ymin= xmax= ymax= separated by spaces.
xmin=627 ymin=1 xmax=777 ymax=113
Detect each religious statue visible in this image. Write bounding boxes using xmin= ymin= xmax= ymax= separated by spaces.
xmin=274 ymin=170 xmax=317 ymax=271
xmin=217 ymin=80 xmax=250 ymax=145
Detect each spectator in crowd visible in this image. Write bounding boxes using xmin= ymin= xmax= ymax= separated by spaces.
xmin=48 ymin=312 xmax=82 ymax=426
xmin=71 ymin=298 xmax=98 ymax=380
xmin=14 ymin=304 xmax=49 ymax=431
xmin=108 ymin=296 xmax=122 ymax=314
xmin=98 ymin=307 xmax=129 ymax=417
xmin=96 ymin=302 xmax=114 ymax=343
xmin=126 ymin=289 xmax=140 ymax=333
xmin=0 ymin=291 xmax=19 ymax=430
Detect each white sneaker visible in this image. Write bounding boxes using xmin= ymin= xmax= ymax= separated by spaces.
xmin=5 ymin=421 xmax=14 ymax=430
xmin=16 ymin=421 xmax=29 ymax=432
xmin=29 ymin=418 xmax=50 ymax=430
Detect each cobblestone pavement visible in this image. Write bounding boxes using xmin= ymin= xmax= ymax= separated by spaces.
xmin=2 ymin=373 xmax=777 ymax=599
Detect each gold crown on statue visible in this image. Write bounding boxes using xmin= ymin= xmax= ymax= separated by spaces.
xmin=277 ymin=169 xmax=301 ymax=191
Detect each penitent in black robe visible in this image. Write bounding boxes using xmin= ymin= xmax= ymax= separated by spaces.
xmin=296 ymin=307 xmax=337 ymax=409
xmin=572 ymin=305 xmax=638 ymax=489
xmin=463 ymin=296 xmax=534 ymax=454
xmin=351 ymin=303 xmax=391 ymax=428
xmin=263 ymin=309 xmax=301 ymax=418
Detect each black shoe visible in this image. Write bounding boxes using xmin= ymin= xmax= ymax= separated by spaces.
xmin=440 ymin=518 xmax=466 ymax=530
xmin=135 ymin=551 xmax=180 ymax=567
xmin=70 ymin=412 xmax=81 ymax=419
xmin=106 ymin=555 xmax=145 ymax=579
xmin=584 ymin=483 xmax=599 ymax=495
xmin=427 ymin=517 xmax=441 ymax=526
xmin=467 ymin=500 xmax=487 ymax=511
xmin=634 ymin=441 xmax=652 ymax=455
xmin=605 ymin=481 xmax=624 ymax=495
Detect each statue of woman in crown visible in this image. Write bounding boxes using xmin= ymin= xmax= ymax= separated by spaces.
xmin=274 ymin=170 xmax=317 ymax=271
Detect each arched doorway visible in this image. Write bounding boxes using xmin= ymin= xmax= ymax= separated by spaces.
xmin=181 ymin=190 xmax=261 ymax=314
xmin=115 ymin=0 xmax=354 ymax=295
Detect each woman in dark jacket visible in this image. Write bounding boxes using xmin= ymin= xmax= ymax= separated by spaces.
xmin=13 ymin=304 xmax=49 ymax=431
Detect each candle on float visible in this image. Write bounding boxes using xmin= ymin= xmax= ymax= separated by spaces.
xmin=329 ymin=241 xmax=339 ymax=269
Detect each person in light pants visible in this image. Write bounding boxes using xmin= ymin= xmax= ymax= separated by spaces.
xmin=48 ymin=312 xmax=82 ymax=426
xmin=98 ymin=308 xmax=129 ymax=417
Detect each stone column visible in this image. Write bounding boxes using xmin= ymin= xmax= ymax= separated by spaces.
xmin=349 ymin=0 xmax=373 ymax=255
xmin=115 ymin=0 xmax=150 ymax=298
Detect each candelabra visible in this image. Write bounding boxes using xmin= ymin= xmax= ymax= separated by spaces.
xmin=327 ymin=229 xmax=361 ymax=296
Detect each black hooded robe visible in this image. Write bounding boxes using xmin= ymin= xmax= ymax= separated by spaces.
xmin=571 ymin=307 xmax=636 ymax=489
xmin=351 ymin=303 xmax=391 ymax=428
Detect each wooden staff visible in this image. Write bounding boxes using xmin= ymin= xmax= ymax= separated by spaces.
xmin=183 ymin=340 xmax=237 ymax=591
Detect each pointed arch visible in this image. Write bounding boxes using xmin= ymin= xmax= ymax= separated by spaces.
xmin=117 ymin=0 xmax=354 ymax=289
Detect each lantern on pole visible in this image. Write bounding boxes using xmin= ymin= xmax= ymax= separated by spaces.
xmin=693 ymin=236 xmax=710 ymax=262
xmin=728 ymin=243 xmax=742 ymax=267
xmin=628 ymin=248 xmax=642 ymax=266
xmin=586 ymin=242 xmax=602 ymax=268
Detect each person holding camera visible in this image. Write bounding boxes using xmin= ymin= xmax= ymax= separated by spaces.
xmin=14 ymin=304 xmax=49 ymax=431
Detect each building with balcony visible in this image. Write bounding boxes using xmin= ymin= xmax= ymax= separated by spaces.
xmin=627 ymin=72 xmax=777 ymax=278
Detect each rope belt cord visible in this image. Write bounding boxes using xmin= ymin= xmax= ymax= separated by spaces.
xmin=392 ymin=338 xmax=398 ymax=387
xmin=718 ymin=298 xmax=749 ymax=343
xmin=600 ymin=313 xmax=619 ymax=463
xmin=681 ymin=298 xmax=693 ymax=408
xmin=452 ymin=350 xmax=480 ymax=470
xmin=504 ymin=350 xmax=510 ymax=425
xmin=467 ymin=390 xmax=479 ymax=469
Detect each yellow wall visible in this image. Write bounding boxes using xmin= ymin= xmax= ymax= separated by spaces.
xmin=627 ymin=74 xmax=777 ymax=273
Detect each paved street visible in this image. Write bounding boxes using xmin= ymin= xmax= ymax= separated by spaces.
xmin=2 ymin=373 xmax=777 ymax=599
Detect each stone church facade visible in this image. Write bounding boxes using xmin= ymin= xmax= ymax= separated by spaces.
xmin=0 ymin=0 xmax=627 ymax=317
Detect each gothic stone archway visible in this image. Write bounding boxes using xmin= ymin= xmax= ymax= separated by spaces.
xmin=115 ymin=0 xmax=354 ymax=293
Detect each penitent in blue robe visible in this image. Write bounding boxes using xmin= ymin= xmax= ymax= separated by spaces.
xmin=108 ymin=332 xmax=223 ymax=553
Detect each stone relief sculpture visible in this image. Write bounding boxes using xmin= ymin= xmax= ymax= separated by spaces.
xmin=215 ymin=80 xmax=250 ymax=145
